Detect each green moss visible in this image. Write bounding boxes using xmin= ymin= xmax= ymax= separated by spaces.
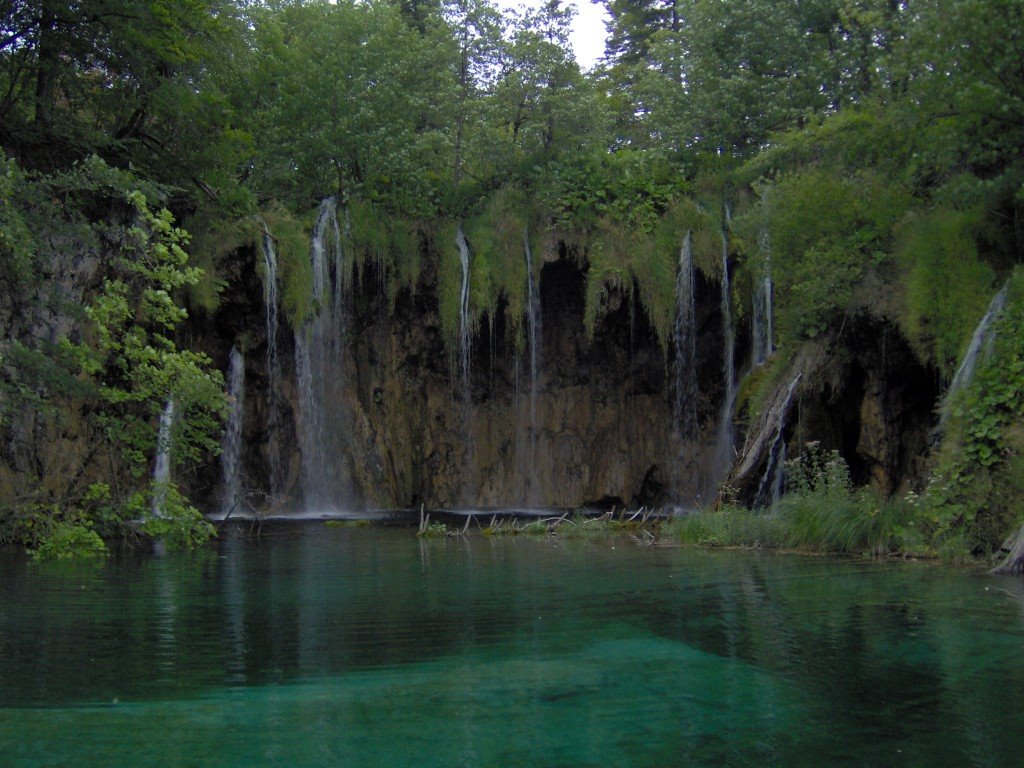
xmin=263 ymin=203 xmax=314 ymax=328
xmin=465 ymin=189 xmax=538 ymax=351
xmin=348 ymin=198 xmax=422 ymax=311
xmin=436 ymin=219 xmax=463 ymax=358
xmin=180 ymin=211 xmax=257 ymax=314
xmin=734 ymin=348 xmax=792 ymax=425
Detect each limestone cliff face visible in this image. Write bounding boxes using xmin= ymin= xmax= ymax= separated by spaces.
xmin=208 ymin=240 xmax=733 ymax=512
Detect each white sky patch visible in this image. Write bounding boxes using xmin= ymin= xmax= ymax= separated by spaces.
xmin=495 ymin=0 xmax=609 ymax=71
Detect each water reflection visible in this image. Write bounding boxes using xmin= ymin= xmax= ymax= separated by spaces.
xmin=1 ymin=527 xmax=1023 ymax=767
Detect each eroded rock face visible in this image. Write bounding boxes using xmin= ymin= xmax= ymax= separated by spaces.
xmin=727 ymin=317 xmax=939 ymax=505
xmin=337 ymin=253 xmax=695 ymax=509
xmin=200 ymin=241 xmax=734 ymax=511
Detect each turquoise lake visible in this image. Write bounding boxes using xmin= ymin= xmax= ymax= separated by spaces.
xmin=2 ymin=524 xmax=1024 ymax=767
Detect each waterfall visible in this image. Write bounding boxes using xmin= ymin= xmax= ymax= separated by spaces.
xmin=941 ymin=281 xmax=1010 ymax=423
xmin=673 ymin=230 xmax=698 ymax=440
xmin=152 ymin=397 xmax=175 ymax=517
xmin=713 ymin=205 xmax=737 ymax=480
xmin=258 ymin=223 xmax=282 ymax=498
xmin=754 ymin=374 xmax=801 ymax=509
xmin=456 ymin=224 xmax=472 ymax=403
xmin=294 ymin=197 xmax=349 ymax=510
xmin=524 ymin=229 xmax=541 ymax=448
xmin=752 ymin=196 xmax=774 ymax=366
xmin=220 ymin=346 xmax=245 ymax=516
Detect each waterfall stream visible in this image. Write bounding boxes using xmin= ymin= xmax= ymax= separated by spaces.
xmin=456 ymin=224 xmax=472 ymax=404
xmin=713 ymin=205 xmax=737 ymax=482
xmin=294 ymin=197 xmax=349 ymax=510
xmin=752 ymin=195 xmax=774 ymax=366
xmin=754 ymin=374 xmax=801 ymax=509
xmin=673 ymin=230 xmax=698 ymax=440
xmin=220 ymin=346 xmax=245 ymax=516
xmin=941 ymin=281 xmax=1010 ymax=423
xmin=258 ymin=223 xmax=282 ymax=498
xmin=152 ymin=397 xmax=175 ymax=517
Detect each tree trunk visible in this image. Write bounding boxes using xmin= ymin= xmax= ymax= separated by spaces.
xmin=993 ymin=523 xmax=1024 ymax=575
xmin=33 ymin=0 xmax=58 ymax=127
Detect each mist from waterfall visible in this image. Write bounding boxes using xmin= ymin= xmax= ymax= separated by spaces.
xmin=220 ymin=346 xmax=245 ymax=516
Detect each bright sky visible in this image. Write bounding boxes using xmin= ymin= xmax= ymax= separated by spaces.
xmin=495 ymin=0 xmax=610 ymax=71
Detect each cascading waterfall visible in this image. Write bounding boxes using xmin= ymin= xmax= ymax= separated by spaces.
xmin=258 ymin=223 xmax=282 ymax=498
xmin=754 ymin=374 xmax=801 ymax=509
xmin=673 ymin=230 xmax=698 ymax=440
xmin=220 ymin=346 xmax=245 ymax=516
xmin=941 ymin=281 xmax=1010 ymax=424
xmin=752 ymin=195 xmax=774 ymax=366
xmin=456 ymin=224 xmax=472 ymax=403
xmin=713 ymin=204 xmax=737 ymax=480
xmin=152 ymin=397 xmax=175 ymax=517
xmin=294 ymin=197 xmax=349 ymax=510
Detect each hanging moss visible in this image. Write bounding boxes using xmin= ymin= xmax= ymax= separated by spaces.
xmin=346 ymin=198 xmax=424 ymax=311
xmin=386 ymin=219 xmax=422 ymax=309
xmin=582 ymin=198 xmax=713 ymax=352
xmin=348 ymin=198 xmax=389 ymax=280
xmin=464 ymin=189 xmax=537 ymax=351
xmin=263 ymin=203 xmax=314 ymax=328
xmin=181 ymin=210 xmax=260 ymax=313
xmin=436 ymin=220 xmax=462 ymax=358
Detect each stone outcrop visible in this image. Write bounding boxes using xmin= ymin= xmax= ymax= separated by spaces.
xmin=727 ymin=317 xmax=940 ymax=506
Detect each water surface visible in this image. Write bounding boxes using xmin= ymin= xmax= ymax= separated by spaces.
xmin=2 ymin=525 xmax=1023 ymax=767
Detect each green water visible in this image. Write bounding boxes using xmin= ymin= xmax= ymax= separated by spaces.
xmin=2 ymin=526 xmax=1024 ymax=767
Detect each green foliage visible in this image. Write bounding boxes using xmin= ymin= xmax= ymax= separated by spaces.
xmin=0 ymin=153 xmax=35 ymax=288
xmin=922 ymin=272 xmax=1024 ymax=555
xmin=417 ymin=521 xmax=454 ymax=538
xmin=76 ymin=191 xmax=226 ymax=476
xmin=898 ymin=207 xmax=997 ymax=374
xmin=135 ymin=482 xmax=216 ymax=550
xmin=777 ymin=444 xmax=912 ymax=555
xmin=666 ymin=508 xmax=789 ymax=549
xmin=583 ymin=197 xmax=711 ymax=349
xmin=30 ymin=520 xmax=108 ymax=561
xmin=756 ymin=169 xmax=909 ymax=342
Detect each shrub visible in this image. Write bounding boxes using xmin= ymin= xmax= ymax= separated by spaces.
xmin=30 ymin=520 xmax=107 ymax=561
